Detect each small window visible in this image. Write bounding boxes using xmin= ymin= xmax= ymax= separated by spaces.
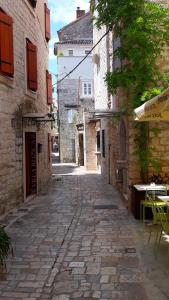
xmin=102 ymin=130 xmax=105 ymax=158
xmin=85 ymin=50 xmax=90 ymax=55
xmin=82 ymin=82 xmax=92 ymax=97
xmin=96 ymin=131 xmax=100 ymax=152
xmin=0 ymin=9 xmax=14 ymax=77
xmin=68 ymin=110 xmax=76 ymax=123
xmin=68 ymin=50 xmax=73 ymax=56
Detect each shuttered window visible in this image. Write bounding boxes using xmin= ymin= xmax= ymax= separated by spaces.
xmin=26 ymin=39 xmax=37 ymax=91
xmin=0 ymin=10 xmax=14 ymax=77
xmin=46 ymin=70 xmax=52 ymax=105
xmin=44 ymin=4 xmax=50 ymax=42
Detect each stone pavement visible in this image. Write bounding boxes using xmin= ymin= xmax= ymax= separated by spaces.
xmin=0 ymin=163 xmax=169 ymax=300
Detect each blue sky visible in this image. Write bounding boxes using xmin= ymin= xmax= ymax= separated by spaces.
xmin=48 ymin=0 xmax=90 ymax=99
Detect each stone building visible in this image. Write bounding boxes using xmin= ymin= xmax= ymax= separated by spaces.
xmin=54 ymin=8 xmax=94 ymax=165
xmin=90 ymin=0 xmax=169 ymax=209
xmin=0 ymin=0 xmax=53 ymax=215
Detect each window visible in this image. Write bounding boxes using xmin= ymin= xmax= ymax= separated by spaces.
xmin=26 ymin=39 xmax=37 ymax=91
xmin=85 ymin=50 xmax=90 ymax=55
xmin=102 ymin=130 xmax=105 ymax=158
xmin=68 ymin=50 xmax=73 ymax=56
xmin=0 ymin=9 xmax=14 ymax=77
xmin=46 ymin=70 xmax=52 ymax=105
xmin=44 ymin=3 xmax=50 ymax=42
xmin=96 ymin=131 xmax=100 ymax=152
xmin=83 ymin=82 xmax=92 ymax=97
xmin=28 ymin=0 xmax=37 ymax=8
xmin=68 ymin=110 xmax=76 ymax=123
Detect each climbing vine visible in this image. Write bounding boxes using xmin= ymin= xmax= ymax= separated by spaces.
xmin=91 ymin=0 xmax=169 ymax=179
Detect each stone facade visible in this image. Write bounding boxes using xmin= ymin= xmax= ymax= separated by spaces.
xmin=0 ymin=0 xmax=51 ymax=215
xmin=56 ymin=10 xmax=94 ymax=165
xmin=93 ymin=1 xmax=169 ymax=208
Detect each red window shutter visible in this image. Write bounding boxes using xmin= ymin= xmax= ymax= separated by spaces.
xmin=48 ymin=133 xmax=51 ymax=162
xmin=26 ymin=40 xmax=37 ymax=91
xmin=46 ymin=70 xmax=52 ymax=105
xmin=45 ymin=4 xmax=50 ymax=42
xmin=0 ymin=11 xmax=14 ymax=77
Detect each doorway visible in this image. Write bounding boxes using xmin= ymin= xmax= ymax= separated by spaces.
xmin=78 ymin=133 xmax=84 ymax=166
xmin=25 ymin=132 xmax=37 ymax=197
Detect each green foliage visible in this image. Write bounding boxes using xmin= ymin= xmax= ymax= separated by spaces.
xmin=0 ymin=225 xmax=13 ymax=269
xmin=92 ymin=0 xmax=169 ymax=178
xmin=93 ymin=0 xmax=169 ymax=106
xmin=133 ymin=122 xmax=160 ymax=179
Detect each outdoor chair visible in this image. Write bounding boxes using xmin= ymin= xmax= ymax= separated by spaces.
xmin=140 ymin=188 xmax=168 ymax=223
xmin=153 ymin=205 xmax=169 ymax=258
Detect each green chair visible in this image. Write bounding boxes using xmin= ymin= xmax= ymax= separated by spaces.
xmin=154 ymin=204 xmax=169 ymax=258
xmin=147 ymin=198 xmax=169 ymax=252
xmin=140 ymin=188 xmax=168 ymax=223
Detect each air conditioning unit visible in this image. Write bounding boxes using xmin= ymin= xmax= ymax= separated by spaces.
xmin=92 ymin=53 xmax=100 ymax=65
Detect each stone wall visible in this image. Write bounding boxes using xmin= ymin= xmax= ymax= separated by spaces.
xmin=0 ymin=0 xmax=51 ymax=215
xmin=58 ymin=79 xmax=94 ymax=163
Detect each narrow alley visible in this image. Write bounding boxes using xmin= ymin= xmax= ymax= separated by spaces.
xmin=0 ymin=160 xmax=168 ymax=300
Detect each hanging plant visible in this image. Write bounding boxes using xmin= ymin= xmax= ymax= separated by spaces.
xmin=0 ymin=225 xmax=13 ymax=270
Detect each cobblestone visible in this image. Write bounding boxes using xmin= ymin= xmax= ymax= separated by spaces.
xmin=0 ymin=163 xmax=169 ymax=299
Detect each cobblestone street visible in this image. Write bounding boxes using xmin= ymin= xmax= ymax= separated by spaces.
xmin=0 ymin=162 xmax=169 ymax=300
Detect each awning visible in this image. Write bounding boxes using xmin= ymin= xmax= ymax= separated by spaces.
xmin=23 ymin=113 xmax=55 ymax=123
xmin=134 ymin=87 xmax=169 ymax=121
xmin=90 ymin=108 xmax=124 ymax=119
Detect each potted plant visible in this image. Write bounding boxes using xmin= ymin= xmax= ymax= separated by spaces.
xmin=0 ymin=224 xmax=13 ymax=270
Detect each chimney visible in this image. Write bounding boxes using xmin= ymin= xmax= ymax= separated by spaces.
xmin=76 ymin=7 xmax=85 ymax=19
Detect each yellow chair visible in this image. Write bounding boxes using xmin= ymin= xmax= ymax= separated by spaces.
xmin=152 ymin=203 xmax=169 ymax=258
xmin=140 ymin=189 xmax=167 ymax=223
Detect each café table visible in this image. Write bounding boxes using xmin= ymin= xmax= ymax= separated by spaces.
xmin=157 ymin=195 xmax=169 ymax=204
xmin=131 ymin=184 xmax=169 ymax=219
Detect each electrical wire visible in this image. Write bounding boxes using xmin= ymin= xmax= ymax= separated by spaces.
xmin=52 ymin=27 xmax=111 ymax=87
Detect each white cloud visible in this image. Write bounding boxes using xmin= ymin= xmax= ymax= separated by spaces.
xmin=49 ymin=47 xmax=56 ymax=60
xmin=48 ymin=37 xmax=58 ymax=60
xmin=49 ymin=0 xmax=90 ymax=25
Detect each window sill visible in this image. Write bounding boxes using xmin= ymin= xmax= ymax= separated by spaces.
xmin=95 ymin=151 xmax=101 ymax=155
xmin=80 ymin=96 xmax=93 ymax=99
xmin=0 ymin=74 xmax=15 ymax=89
xmin=25 ymin=89 xmax=37 ymax=100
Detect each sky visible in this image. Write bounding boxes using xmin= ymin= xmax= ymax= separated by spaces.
xmin=48 ymin=0 xmax=90 ymax=99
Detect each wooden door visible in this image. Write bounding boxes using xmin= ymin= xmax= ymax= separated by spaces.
xmin=25 ymin=132 xmax=37 ymax=197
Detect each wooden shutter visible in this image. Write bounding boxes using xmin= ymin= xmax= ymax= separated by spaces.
xmin=0 ymin=11 xmax=14 ymax=77
xmin=26 ymin=40 xmax=37 ymax=91
xmin=45 ymin=4 xmax=50 ymax=42
xmin=48 ymin=133 xmax=51 ymax=162
xmin=46 ymin=70 xmax=52 ymax=105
